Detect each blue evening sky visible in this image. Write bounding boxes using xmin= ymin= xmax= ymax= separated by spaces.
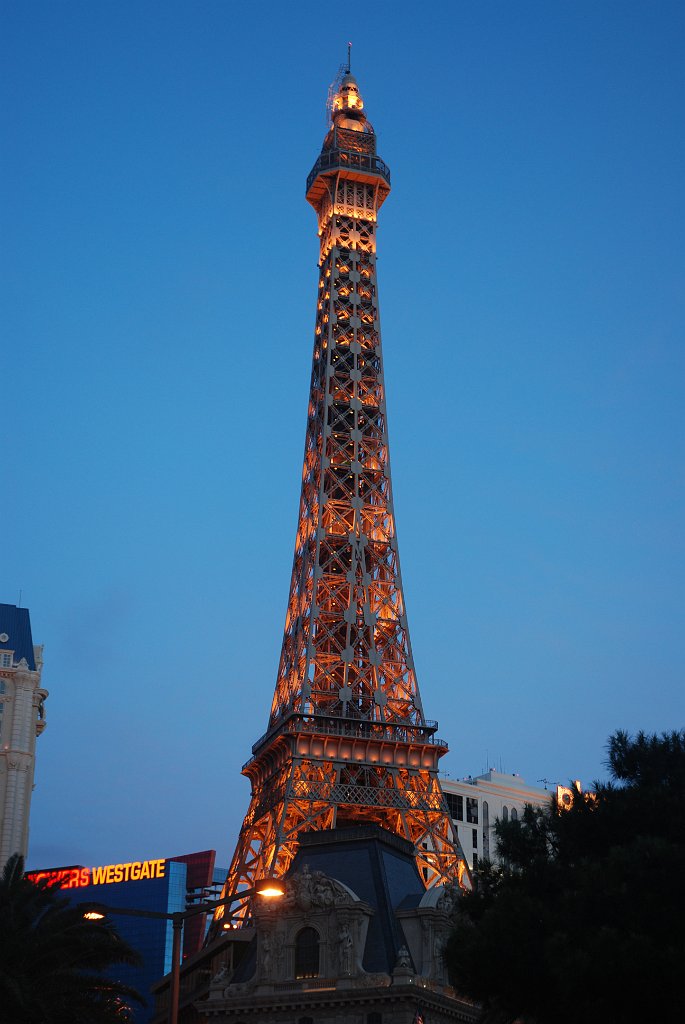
xmin=3 ymin=1 xmax=683 ymax=871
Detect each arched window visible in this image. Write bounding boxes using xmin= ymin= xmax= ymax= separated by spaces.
xmin=295 ymin=928 xmax=320 ymax=979
xmin=511 ymin=807 xmax=518 ymax=821
xmin=502 ymin=805 xmax=509 ymax=822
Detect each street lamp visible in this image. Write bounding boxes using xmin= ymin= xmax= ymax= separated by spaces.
xmin=81 ymin=877 xmax=284 ymax=1024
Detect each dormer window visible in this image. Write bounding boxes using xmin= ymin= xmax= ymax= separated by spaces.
xmin=0 ymin=652 xmax=12 ymax=668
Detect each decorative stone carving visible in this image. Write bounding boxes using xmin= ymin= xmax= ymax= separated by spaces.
xmin=272 ymin=929 xmax=284 ymax=975
xmin=337 ymin=921 xmax=354 ymax=975
xmin=436 ymin=879 xmax=460 ymax=914
xmin=392 ymin=943 xmax=414 ymax=985
xmin=396 ymin=945 xmax=411 ymax=969
xmin=259 ymin=931 xmax=274 ymax=978
xmin=278 ymin=864 xmax=357 ymax=912
xmin=210 ymin=963 xmax=230 ymax=988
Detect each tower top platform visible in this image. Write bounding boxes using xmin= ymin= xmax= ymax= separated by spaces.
xmin=306 ymin=73 xmax=390 ymax=210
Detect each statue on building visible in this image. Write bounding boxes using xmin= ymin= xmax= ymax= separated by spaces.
xmin=259 ymin=932 xmax=273 ymax=979
xmin=338 ymin=921 xmax=354 ymax=975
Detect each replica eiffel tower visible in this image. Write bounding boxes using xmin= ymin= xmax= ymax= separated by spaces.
xmin=217 ymin=68 xmax=466 ymax=922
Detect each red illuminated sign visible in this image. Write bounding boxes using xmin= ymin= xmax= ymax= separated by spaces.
xmin=27 ymin=859 xmax=167 ymax=888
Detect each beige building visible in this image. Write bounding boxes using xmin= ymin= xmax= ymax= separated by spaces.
xmin=0 ymin=603 xmax=48 ymax=869
xmin=442 ymin=771 xmax=556 ymax=869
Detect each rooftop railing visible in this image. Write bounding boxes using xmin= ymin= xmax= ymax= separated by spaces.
xmin=306 ymin=149 xmax=391 ymax=195
xmin=244 ymin=712 xmax=446 ymax=770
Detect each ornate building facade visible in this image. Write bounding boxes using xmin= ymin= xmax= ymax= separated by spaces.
xmin=198 ymin=828 xmax=477 ymax=1024
xmin=153 ymin=827 xmax=477 ymax=1024
xmin=0 ymin=603 xmax=48 ymax=869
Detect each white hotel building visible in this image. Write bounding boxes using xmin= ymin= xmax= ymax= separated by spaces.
xmin=442 ymin=770 xmax=558 ymax=869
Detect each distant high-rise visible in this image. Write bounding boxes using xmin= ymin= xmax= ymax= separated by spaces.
xmin=218 ymin=70 xmax=465 ymax=918
xmin=0 ymin=603 xmax=48 ymax=868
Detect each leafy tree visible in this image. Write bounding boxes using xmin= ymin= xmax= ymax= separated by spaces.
xmin=0 ymin=853 xmax=143 ymax=1023
xmin=444 ymin=730 xmax=685 ymax=1024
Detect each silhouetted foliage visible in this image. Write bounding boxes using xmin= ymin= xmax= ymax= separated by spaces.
xmin=0 ymin=853 xmax=143 ymax=1023
xmin=444 ymin=730 xmax=685 ymax=1024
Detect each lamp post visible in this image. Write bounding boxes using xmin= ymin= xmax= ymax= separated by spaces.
xmin=82 ymin=877 xmax=284 ymax=1024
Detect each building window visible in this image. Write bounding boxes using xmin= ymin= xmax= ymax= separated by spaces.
xmin=482 ymin=801 xmax=490 ymax=859
xmin=0 ymin=652 xmax=11 ymax=668
xmin=472 ymin=828 xmax=478 ymax=849
xmin=295 ymin=928 xmax=320 ymax=979
xmin=466 ymin=797 xmax=479 ymax=824
xmin=445 ymin=792 xmax=463 ymax=821
xmin=368 ymin=1014 xmax=382 ymax=1024
xmin=298 ymin=1018 xmax=314 ymax=1024
xmin=502 ymin=805 xmax=509 ymax=822
xmin=511 ymin=807 xmax=518 ymax=821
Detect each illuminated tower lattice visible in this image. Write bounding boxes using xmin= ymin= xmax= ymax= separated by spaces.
xmin=219 ymin=72 xmax=465 ymax=918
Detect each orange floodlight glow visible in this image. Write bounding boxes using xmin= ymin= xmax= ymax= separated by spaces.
xmin=253 ymin=876 xmax=285 ymax=897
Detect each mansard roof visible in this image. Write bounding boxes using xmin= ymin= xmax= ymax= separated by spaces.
xmin=0 ymin=603 xmax=36 ymax=670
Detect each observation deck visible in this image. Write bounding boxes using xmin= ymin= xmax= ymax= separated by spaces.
xmin=245 ymin=711 xmax=448 ymax=775
xmin=306 ymin=148 xmax=391 ymax=207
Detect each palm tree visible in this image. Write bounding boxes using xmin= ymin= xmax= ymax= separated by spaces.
xmin=0 ymin=852 xmax=143 ymax=1023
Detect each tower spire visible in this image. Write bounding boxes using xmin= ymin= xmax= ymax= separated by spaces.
xmin=216 ymin=72 xmax=466 ymax=926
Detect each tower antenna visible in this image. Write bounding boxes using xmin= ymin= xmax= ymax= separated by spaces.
xmin=326 ymin=55 xmax=347 ymax=124
xmin=325 ymin=43 xmax=353 ymax=124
